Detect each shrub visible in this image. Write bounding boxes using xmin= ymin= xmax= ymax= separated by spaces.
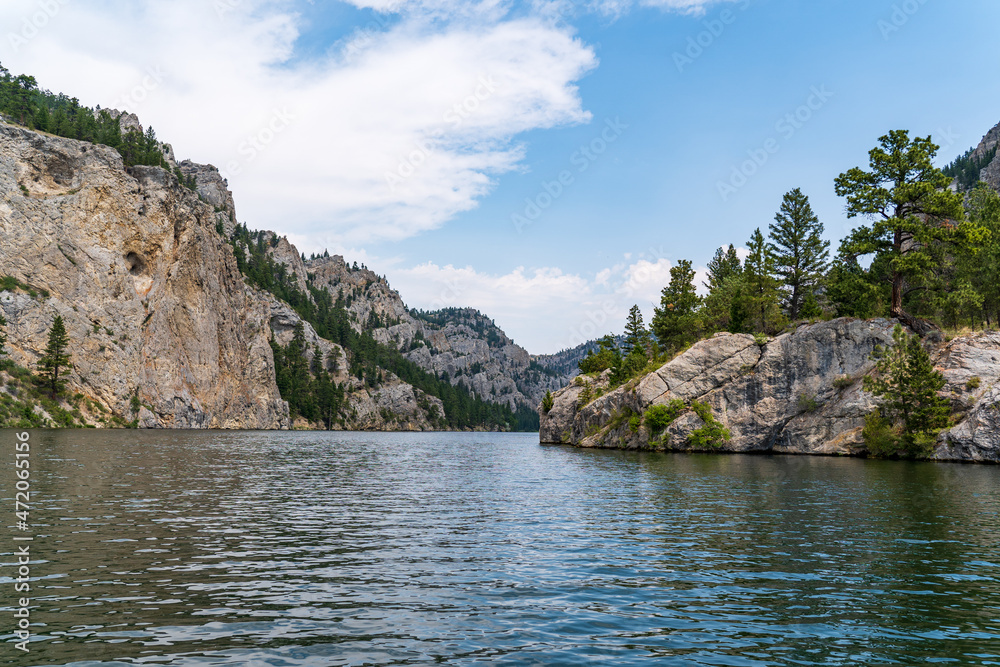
xmin=753 ymin=333 xmax=770 ymax=346
xmin=689 ymin=420 xmax=731 ymax=449
xmin=862 ymin=411 xmax=899 ymax=458
xmin=628 ymin=414 xmax=641 ymax=433
xmin=966 ymin=376 xmax=981 ymax=391
xmin=644 ymin=399 xmax=686 ymax=434
xmin=578 ymin=382 xmax=593 ymax=406
xmin=833 ymin=374 xmax=854 ymax=390
xmin=797 ymin=393 xmax=820 ymax=413
xmin=688 ymin=400 xmax=731 ymax=448
xmin=863 ymin=325 xmax=949 ymax=438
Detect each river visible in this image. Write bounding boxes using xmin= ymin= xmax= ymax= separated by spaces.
xmin=1 ymin=430 xmax=999 ymax=665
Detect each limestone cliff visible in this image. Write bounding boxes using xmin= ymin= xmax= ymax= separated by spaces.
xmin=539 ymin=318 xmax=1000 ymax=463
xmin=0 ymin=121 xmax=288 ymax=428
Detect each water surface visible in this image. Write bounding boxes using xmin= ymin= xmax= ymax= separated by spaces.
xmin=1 ymin=430 xmax=999 ymax=665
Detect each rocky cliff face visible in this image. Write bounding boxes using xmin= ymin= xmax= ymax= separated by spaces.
xmin=296 ymin=254 xmax=572 ymax=411
xmin=540 ymin=318 xmax=1000 ymax=463
xmin=971 ymin=120 xmax=1000 ymax=192
xmin=267 ymin=296 xmax=444 ymax=430
xmin=0 ymin=121 xmax=288 ymax=429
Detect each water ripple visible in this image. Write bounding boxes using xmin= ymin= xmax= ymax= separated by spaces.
xmin=2 ymin=430 xmax=999 ymax=666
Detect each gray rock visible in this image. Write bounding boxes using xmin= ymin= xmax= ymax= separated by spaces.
xmin=0 ymin=122 xmax=288 ymax=429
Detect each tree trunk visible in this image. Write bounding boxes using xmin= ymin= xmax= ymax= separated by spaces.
xmin=891 ymin=270 xmax=904 ymax=318
xmin=896 ymin=310 xmax=939 ymax=336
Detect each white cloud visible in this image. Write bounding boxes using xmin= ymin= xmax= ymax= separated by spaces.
xmin=592 ymin=0 xmax=743 ymax=18
xmin=386 ymin=252 xmax=682 ymax=353
xmin=0 ymin=0 xmax=596 ymax=245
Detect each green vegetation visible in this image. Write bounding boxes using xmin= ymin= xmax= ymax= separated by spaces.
xmin=943 ymin=144 xmax=999 ymax=192
xmin=644 ymin=400 xmax=686 ymax=434
xmin=652 ymin=259 xmax=703 ymax=352
xmin=1 ymin=275 xmax=50 ymax=299
xmin=862 ymin=325 xmax=950 ymax=456
xmin=576 ymin=129 xmax=1000 ymax=432
xmin=542 ymin=390 xmax=554 ymax=413
xmin=834 ymin=130 xmax=967 ymax=328
xmin=833 ymin=374 xmax=855 ymax=390
xmin=966 ymin=376 xmax=981 ymax=391
xmin=797 ymin=393 xmax=820 ymax=413
xmin=271 ymin=324 xmax=346 ymax=429
xmin=688 ymin=401 xmax=731 ymax=449
xmin=0 ymin=358 xmax=92 ymax=428
xmin=0 ymin=62 xmax=167 ymax=168
xmin=769 ymin=187 xmax=829 ymax=320
xmin=0 ymin=313 xmax=6 ymax=358
xmin=37 ymin=315 xmax=71 ymax=397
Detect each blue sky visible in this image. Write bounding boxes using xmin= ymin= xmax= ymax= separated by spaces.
xmin=3 ymin=0 xmax=999 ymax=352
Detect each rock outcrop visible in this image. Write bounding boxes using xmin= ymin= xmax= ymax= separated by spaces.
xmin=0 ymin=121 xmax=288 ymax=429
xmin=971 ymin=120 xmax=1000 ymax=192
xmin=540 ymin=318 xmax=1000 ymax=463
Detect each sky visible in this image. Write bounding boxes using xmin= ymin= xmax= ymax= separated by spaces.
xmin=2 ymin=0 xmax=999 ymax=353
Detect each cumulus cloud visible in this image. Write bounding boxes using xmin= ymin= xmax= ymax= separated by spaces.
xmin=591 ymin=0 xmax=745 ymax=18
xmin=0 ymin=0 xmax=596 ymax=244
xmin=387 ymin=251 xmax=684 ymax=353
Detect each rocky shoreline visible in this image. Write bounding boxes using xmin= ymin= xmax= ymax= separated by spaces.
xmin=539 ymin=318 xmax=1000 ymax=463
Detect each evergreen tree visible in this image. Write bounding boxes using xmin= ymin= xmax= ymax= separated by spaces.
xmin=768 ymin=188 xmax=830 ymax=319
xmin=704 ymin=245 xmax=743 ymax=293
xmin=578 ymin=335 xmax=621 ymax=374
xmin=0 ymin=312 xmax=7 ymax=358
xmin=863 ymin=325 xmax=949 ymax=446
xmin=834 ymin=130 xmax=966 ymax=329
xmin=622 ymin=305 xmax=651 ymax=356
xmin=742 ymin=228 xmax=784 ymax=334
xmin=954 ymin=185 xmax=1000 ymax=327
xmin=651 ymin=259 xmax=703 ymax=352
xmin=703 ymin=245 xmax=744 ymax=334
xmin=38 ymin=315 xmax=71 ymax=396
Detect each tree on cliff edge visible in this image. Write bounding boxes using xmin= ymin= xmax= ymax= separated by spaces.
xmin=38 ymin=315 xmax=71 ymax=397
xmin=834 ymin=130 xmax=965 ymax=331
xmin=768 ymin=188 xmax=829 ymax=319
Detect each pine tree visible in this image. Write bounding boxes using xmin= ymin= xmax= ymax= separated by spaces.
xmin=768 ymin=188 xmax=830 ymax=319
xmin=742 ymin=228 xmax=784 ymax=334
xmin=704 ymin=244 xmax=742 ymax=293
xmin=622 ymin=305 xmax=651 ymax=356
xmin=38 ymin=315 xmax=71 ymax=396
xmin=651 ymin=259 xmax=703 ymax=353
xmin=0 ymin=312 xmax=7 ymax=358
xmin=863 ymin=325 xmax=949 ymax=447
xmin=703 ymin=245 xmax=744 ymax=333
xmin=834 ymin=130 xmax=966 ymax=329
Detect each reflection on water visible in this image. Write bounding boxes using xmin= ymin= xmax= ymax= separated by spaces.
xmin=1 ymin=429 xmax=999 ymax=666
